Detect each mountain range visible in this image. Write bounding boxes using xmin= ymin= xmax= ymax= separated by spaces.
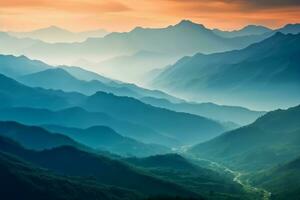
xmin=0 ymin=71 xmax=229 ymax=147
xmin=1 ymin=19 xmax=300 ymax=200
xmin=42 ymin=125 xmax=169 ymax=157
xmin=213 ymin=25 xmax=272 ymax=38
xmin=8 ymin=26 xmax=108 ymax=43
xmin=153 ymin=32 xmax=300 ymax=110
xmin=1 ymin=21 xmax=300 ymax=84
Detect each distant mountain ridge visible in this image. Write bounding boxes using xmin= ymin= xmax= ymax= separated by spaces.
xmin=153 ymin=32 xmax=300 ymax=110
xmin=9 ymin=26 xmax=108 ymax=43
xmin=1 ymin=21 xmax=300 ymax=84
xmin=213 ymin=25 xmax=272 ymax=38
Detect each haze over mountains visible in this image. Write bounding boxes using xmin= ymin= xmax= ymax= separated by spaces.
xmin=153 ymin=32 xmax=300 ymax=110
xmin=8 ymin=26 xmax=108 ymax=43
xmin=1 ymin=20 xmax=299 ymax=84
xmin=1 ymin=18 xmax=300 ymax=200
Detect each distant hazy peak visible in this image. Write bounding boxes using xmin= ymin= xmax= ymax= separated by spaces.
xmin=174 ymin=19 xmax=206 ymax=29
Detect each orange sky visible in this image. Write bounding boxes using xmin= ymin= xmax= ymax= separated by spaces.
xmin=0 ymin=0 xmax=300 ymax=32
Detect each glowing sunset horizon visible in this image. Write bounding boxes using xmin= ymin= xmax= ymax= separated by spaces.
xmin=0 ymin=0 xmax=300 ymax=32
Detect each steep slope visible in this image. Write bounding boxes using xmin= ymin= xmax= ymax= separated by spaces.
xmin=1 ymin=64 xmax=225 ymax=146
xmin=189 ymin=105 xmax=300 ymax=171
xmin=81 ymin=92 xmax=226 ymax=145
xmin=153 ymin=32 xmax=300 ymax=110
xmin=0 ymin=54 xmax=181 ymax=102
xmin=276 ymin=23 xmax=300 ymax=34
xmin=18 ymin=68 xmax=134 ymax=96
xmin=0 ymin=136 xmax=198 ymax=198
xmin=43 ymin=125 xmax=170 ymax=157
xmin=60 ymin=65 xmax=113 ymax=83
xmin=0 ymin=121 xmax=87 ymax=151
xmin=0 ymin=54 xmax=50 ymax=78
xmin=0 ymin=73 xmax=84 ymax=109
xmin=0 ymin=150 xmax=142 ymax=200
xmin=19 ymin=67 xmax=179 ymax=102
xmin=252 ymin=156 xmax=300 ymax=200
xmin=0 ymin=107 xmax=179 ymax=147
xmin=140 ymin=96 xmax=265 ymax=125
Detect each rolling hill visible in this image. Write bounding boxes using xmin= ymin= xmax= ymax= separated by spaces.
xmin=0 ymin=150 xmax=142 ymax=200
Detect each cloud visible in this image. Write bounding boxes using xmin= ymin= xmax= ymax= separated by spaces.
xmin=0 ymin=0 xmax=131 ymax=13
xmin=166 ymin=0 xmax=300 ymax=10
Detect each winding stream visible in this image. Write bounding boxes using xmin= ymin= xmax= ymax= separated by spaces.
xmin=190 ymin=157 xmax=271 ymax=200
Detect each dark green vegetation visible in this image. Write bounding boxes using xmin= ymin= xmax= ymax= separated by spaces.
xmin=251 ymin=156 xmax=300 ymax=200
xmin=0 ymin=151 xmax=143 ymax=200
xmin=0 ymin=135 xmax=199 ymax=198
xmin=153 ymin=32 xmax=300 ymax=110
xmin=189 ymin=105 xmax=300 ymax=171
xmin=0 ymin=133 xmax=259 ymax=199
xmin=188 ymin=104 xmax=300 ymax=199
xmin=125 ymin=154 xmax=257 ymax=200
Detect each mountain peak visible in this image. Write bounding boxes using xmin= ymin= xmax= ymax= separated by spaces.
xmin=175 ymin=20 xmax=205 ymax=29
xmin=242 ymin=24 xmax=271 ymax=31
xmin=35 ymin=25 xmax=71 ymax=34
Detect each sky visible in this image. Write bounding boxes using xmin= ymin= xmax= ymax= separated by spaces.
xmin=0 ymin=0 xmax=300 ymax=32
